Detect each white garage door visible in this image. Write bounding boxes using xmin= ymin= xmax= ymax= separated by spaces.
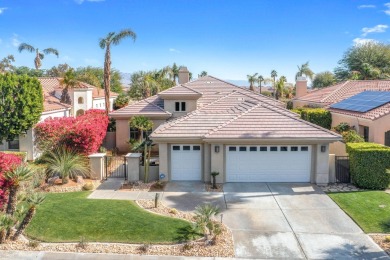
xmin=226 ymin=145 xmax=311 ymax=182
xmin=171 ymin=144 xmax=202 ymax=181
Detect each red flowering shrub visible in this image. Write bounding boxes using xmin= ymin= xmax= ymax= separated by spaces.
xmin=0 ymin=152 xmax=22 ymax=210
xmin=35 ymin=109 xmax=109 ymax=155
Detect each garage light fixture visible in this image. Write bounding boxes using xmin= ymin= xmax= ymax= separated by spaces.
xmin=215 ymin=145 xmax=220 ymax=153
xmin=321 ymin=145 xmax=326 ymax=152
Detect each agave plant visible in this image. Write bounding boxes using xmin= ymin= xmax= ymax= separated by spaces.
xmin=0 ymin=214 xmax=14 ymax=243
xmin=12 ymin=193 xmax=45 ymax=241
xmin=4 ymin=165 xmax=34 ymax=216
xmin=43 ymin=147 xmax=89 ymax=184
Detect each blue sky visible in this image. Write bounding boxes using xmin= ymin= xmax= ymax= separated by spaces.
xmin=1 ymin=0 xmax=390 ymax=85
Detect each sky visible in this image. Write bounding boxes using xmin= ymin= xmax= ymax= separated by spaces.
xmin=1 ymin=0 xmax=390 ymax=85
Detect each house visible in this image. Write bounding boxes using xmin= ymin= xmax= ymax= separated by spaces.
xmin=0 ymin=77 xmax=118 ymax=160
xmin=293 ymin=78 xmax=390 ymax=146
xmin=110 ymin=69 xmax=341 ymax=184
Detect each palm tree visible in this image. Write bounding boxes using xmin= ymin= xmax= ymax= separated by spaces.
xmin=171 ymin=63 xmax=179 ymax=83
xmin=257 ymin=75 xmax=264 ymax=94
xmin=275 ymin=76 xmax=287 ymax=100
xmin=194 ymin=204 xmax=220 ymax=240
xmin=199 ymin=71 xmax=208 ymax=77
xmin=296 ymin=61 xmax=314 ymax=80
xmin=12 ymin=193 xmax=45 ymax=241
xmin=247 ymin=73 xmax=258 ymax=91
xmin=4 ymin=165 xmax=34 ymax=216
xmin=18 ymin=43 xmax=59 ymax=70
xmin=270 ymin=70 xmax=278 ymax=97
xmin=0 ymin=214 xmax=14 ymax=243
xmin=99 ymin=29 xmax=136 ymax=114
xmin=43 ymin=147 xmax=89 ymax=184
xmin=60 ymin=68 xmax=80 ymax=104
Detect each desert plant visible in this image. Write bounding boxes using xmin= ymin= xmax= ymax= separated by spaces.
xmin=82 ymin=183 xmax=94 ymax=191
xmin=0 ymin=214 xmax=14 ymax=243
xmin=334 ymin=122 xmax=351 ymax=133
xmin=211 ymin=171 xmax=219 ymax=189
xmin=43 ymin=147 xmax=89 ymax=184
xmin=76 ymin=236 xmax=88 ymax=249
xmin=138 ymin=243 xmax=150 ymax=252
xmin=28 ymin=240 xmax=40 ymax=248
xmin=12 ymin=193 xmax=45 ymax=241
xmin=342 ymin=130 xmax=365 ymax=143
xmin=194 ymin=204 xmax=220 ymax=241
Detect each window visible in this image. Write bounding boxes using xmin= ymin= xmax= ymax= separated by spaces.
xmin=250 ymin=146 xmax=257 ymax=151
xmin=183 ymin=146 xmax=191 ymax=151
xmin=8 ymin=137 xmax=19 ymax=150
xmin=78 ymin=97 xmax=84 ymax=104
xmin=229 ymin=146 xmax=236 ymax=151
xmin=291 ymin=146 xmax=298 ymax=151
xmin=259 ymin=146 xmax=267 ymax=151
xmin=175 ymin=101 xmax=186 ymax=112
xmin=76 ymin=109 xmax=85 ymax=116
xmin=172 ymin=146 xmax=180 ymax=151
xmin=130 ymin=127 xmax=140 ymax=140
xmin=270 ymin=146 xmax=278 ymax=151
xmin=363 ymin=126 xmax=369 ymax=142
xmin=281 ymin=146 xmax=288 ymax=151
xmin=193 ymin=146 xmax=201 ymax=150
xmin=301 ymin=146 xmax=309 ymax=151
xmin=239 ymin=146 xmax=247 ymax=151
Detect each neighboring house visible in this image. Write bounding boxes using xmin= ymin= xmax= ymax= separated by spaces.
xmin=0 ymin=77 xmax=118 ymax=160
xmin=110 ymin=70 xmax=341 ymax=184
xmin=293 ymin=78 xmax=390 ymax=146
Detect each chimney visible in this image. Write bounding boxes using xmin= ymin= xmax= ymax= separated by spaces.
xmin=178 ymin=66 xmax=189 ymax=84
xmin=295 ymin=77 xmax=307 ymax=99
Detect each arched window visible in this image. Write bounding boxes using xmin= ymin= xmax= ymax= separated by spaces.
xmin=76 ymin=109 xmax=85 ymax=116
xmin=78 ymin=97 xmax=84 ymax=104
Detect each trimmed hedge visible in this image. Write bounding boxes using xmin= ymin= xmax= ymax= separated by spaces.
xmin=347 ymin=143 xmax=390 ymax=189
xmin=292 ymin=108 xmax=332 ymax=129
xmin=2 ymin=151 xmax=27 ymax=162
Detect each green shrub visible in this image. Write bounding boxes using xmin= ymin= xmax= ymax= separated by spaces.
xmin=286 ymin=100 xmax=293 ymax=110
xmin=292 ymin=108 xmax=332 ymax=129
xmin=3 ymin=151 xmax=27 ymax=162
xmin=347 ymin=143 xmax=390 ymax=189
xmin=334 ymin=122 xmax=351 ymax=133
xmin=342 ymin=130 xmax=365 ymax=143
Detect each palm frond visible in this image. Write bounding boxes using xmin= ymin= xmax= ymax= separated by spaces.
xmin=99 ymin=38 xmax=106 ymax=49
xmin=43 ymin=48 xmax=59 ymax=57
xmin=38 ymin=53 xmax=44 ymax=60
xmin=18 ymin=43 xmax=35 ymax=53
xmin=112 ymin=29 xmax=137 ymax=45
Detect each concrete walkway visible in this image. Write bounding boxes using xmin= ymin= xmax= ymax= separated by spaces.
xmin=88 ymin=181 xmax=389 ymax=259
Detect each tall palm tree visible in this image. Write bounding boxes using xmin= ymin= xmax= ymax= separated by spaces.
xmin=12 ymin=193 xmax=45 ymax=241
xmin=99 ymin=29 xmax=136 ymax=114
xmin=275 ymin=76 xmax=287 ymax=100
xmin=43 ymin=147 xmax=89 ymax=184
xmin=18 ymin=43 xmax=59 ymax=70
xmin=296 ymin=61 xmax=314 ymax=80
xmin=257 ymin=75 xmax=264 ymax=94
xmin=171 ymin=63 xmax=179 ymax=83
xmin=247 ymin=73 xmax=258 ymax=91
xmin=60 ymin=68 xmax=80 ymax=104
xmin=4 ymin=165 xmax=34 ymax=216
xmin=271 ymin=70 xmax=278 ymax=98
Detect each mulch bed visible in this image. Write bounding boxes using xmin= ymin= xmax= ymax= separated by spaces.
xmin=205 ymin=183 xmax=223 ymax=192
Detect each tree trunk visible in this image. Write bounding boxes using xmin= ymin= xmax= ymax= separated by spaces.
xmin=60 ymin=87 xmax=71 ymax=104
xmin=259 ymin=82 xmax=262 ymax=94
xmin=0 ymin=229 xmax=5 ymax=244
xmin=6 ymin=186 xmax=18 ymax=216
xmin=12 ymin=207 xmax=35 ymax=241
xmin=143 ymin=144 xmax=148 ymax=183
xmin=103 ymin=45 xmax=111 ymax=115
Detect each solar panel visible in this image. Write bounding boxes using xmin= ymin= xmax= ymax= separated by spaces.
xmin=330 ymin=91 xmax=390 ymax=113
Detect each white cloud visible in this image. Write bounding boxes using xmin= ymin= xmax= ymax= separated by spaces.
xmin=361 ymin=24 xmax=388 ymax=36
xmin=74 ymin=0 xmax=104 ymax=4
xmin=358 ymin=5 xmax=376 ymax=9
xmin=0 ymin=7 xmax=7 ymax=14
xmin=169 ymin=48 xmax=181 ymax=53
xmin=11 ymin=34 xmax=20 ymax=47
xmin=353 ymin=38 xmax=376 ymax=45
xmin=384 ymin=3 xmax=390 ymax=15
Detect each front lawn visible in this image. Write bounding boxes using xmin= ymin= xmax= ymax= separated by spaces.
xmin=328 ymin=191 xmax=390 ymax=233
xmin=26 ymin=192 xmax=192 ymax=243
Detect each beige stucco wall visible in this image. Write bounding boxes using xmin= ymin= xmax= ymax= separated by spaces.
xmin=158 ymin=143 xmax=169 ymax=181
xmin=203 ymin=143 xmax=211 ymax=182
xmin=314 ymin=144 xmax=330 ymax=184
xmin=329 ymin=141 xmax=348 ymax=156
xmin=210 ymin=144 xmax=225 ymax=183
xmin=164 ymin=99 xmax=197 ymax=117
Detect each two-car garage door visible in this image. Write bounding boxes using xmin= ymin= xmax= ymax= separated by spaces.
xmin=226 ymin=145 xmax=311 ymax=182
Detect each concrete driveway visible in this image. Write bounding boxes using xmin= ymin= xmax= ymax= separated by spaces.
xmin=162 ymin=182 xmax=388 ymax=259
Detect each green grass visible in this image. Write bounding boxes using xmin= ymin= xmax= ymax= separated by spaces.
xmin=328 ymin=191 xmax=390 ymax=233
xmin=26 ymin=192 xmax=193 ymax=243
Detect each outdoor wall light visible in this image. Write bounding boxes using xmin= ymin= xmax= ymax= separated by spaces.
xmin=215 ymin=145 xmax=220 ymax=153
xmin=321 ymin=145 xmax=326 ymax=152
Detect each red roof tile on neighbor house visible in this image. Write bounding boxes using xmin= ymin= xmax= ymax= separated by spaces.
xmin=296 ymin=80 xmax=390 ymax=120
xmin=42 ymin=89 xmax=71 ymax=112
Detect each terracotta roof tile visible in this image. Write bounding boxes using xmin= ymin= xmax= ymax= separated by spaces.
xmin=158 ymin=84 xmax=202 ymax=97
xmin=109 ymin=99 xmax=171 ymax=118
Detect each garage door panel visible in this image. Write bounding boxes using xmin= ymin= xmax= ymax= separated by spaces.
xmin=226 ymin=145 xmax=311 ymax=182
xmin=171 ymin=144 xmax=201 ymax=181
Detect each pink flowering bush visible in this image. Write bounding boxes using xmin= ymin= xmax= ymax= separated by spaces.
xmin=35 ymin=109 xmax=109 ymax=155
xmin=0 ymin=152 xmax=22 ymax=210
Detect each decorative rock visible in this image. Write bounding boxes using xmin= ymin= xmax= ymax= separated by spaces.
xmin=76 ymin=176 xmax=85 ymax=184
xmin=47 ymin=176 xmax=59 ymax=185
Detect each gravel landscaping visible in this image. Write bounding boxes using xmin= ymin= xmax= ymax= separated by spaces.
xmin=320 ymin=183 xmax=363 ymax=193
xmin=370 ymin=234 xmax=390 ymax=256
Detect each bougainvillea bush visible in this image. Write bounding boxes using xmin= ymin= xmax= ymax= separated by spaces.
xmin=35 ymin=109 xmax=109 ymax=155
xmin=0 ymin=152 xmax=22 ymax=210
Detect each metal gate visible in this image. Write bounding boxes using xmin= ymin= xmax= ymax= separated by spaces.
xmin=335 ymin=156 xmax=350 ymax=183
xmin=105 ymin=155 xmax=127 ymax=180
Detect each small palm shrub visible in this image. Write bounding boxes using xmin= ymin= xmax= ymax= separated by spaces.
xmin=43 ymin=147 xmax=90 ymax=184
xmin=194 ymin=204 xmax=221 ymax=243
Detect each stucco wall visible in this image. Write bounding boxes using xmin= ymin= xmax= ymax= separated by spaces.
xmin=164 ymin=99 xmax=197 ymax=117
xmin=210 ymin=144 xmax=225 ymax=183
xmin=314 ymin=144 xmax=330 ymax=184
xmin=158 ymin=143 xmax=169 ymax=181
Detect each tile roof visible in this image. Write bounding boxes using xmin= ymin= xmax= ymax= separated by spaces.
xmin=295 ymin=80 xmax=390 ymax=120
xmin=158 ymin=84 xmax=202 ymax=98
xmin=42 ymin=89 xmax=71 ymax=112
xmin=152 ymin=91 xmax=339 ymax=141
xmin=109 ymin=99 xmax=171 ymax=118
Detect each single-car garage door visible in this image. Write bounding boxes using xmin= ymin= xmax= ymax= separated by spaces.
xmin=171 ymin=144 xmax=202 ymax=181
xmin=226 ymin=145 xmax=311 ymax=182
